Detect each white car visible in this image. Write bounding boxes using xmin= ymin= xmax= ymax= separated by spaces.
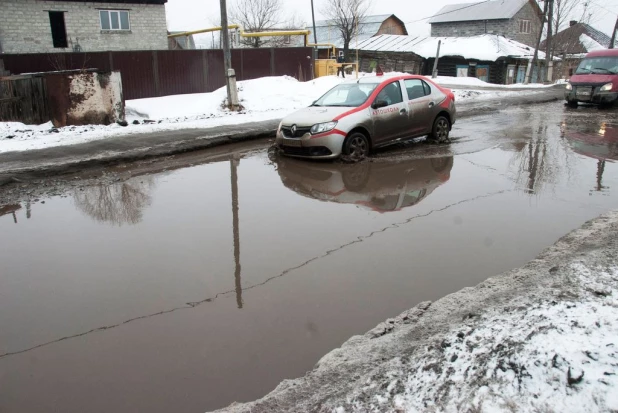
xmin=275 ymin=74 xmax=457 ymax=159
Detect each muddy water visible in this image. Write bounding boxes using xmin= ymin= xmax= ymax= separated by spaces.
xmin=1 ymin=103 xmax=618 ymax=413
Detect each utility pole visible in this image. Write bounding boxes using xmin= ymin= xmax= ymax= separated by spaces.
xmin=220 ymin=0 xmax=238 ymax=110
xmin=311 ymin=0 xmax=318 ymax=60
xmin=230 ymin=156 xmax=243 ymax=309
xmin=432 ymin=40 xmax=441 ymax=78
xmin=610 ymin=16 xmax=618 ymax=49
xmin=545 ymin=0 xmax=555 ymax=82
xmin=524 ymin=0 xmax=548 ymax=84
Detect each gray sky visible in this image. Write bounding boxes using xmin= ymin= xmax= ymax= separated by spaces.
xmin=165 ymin=0 xmax=617 ymax=41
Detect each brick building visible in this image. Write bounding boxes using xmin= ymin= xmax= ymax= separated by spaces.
xmin=0 ymin=0 xmax=168 ymax=54
xmin=429 ymin=0 xmax=543 ymax=48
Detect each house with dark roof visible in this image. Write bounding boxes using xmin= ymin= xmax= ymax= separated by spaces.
xmin=429 ymin=0 xmax=543 ymax=47
xmin=0 ymin=0 xmax=168 ymax=54
xmin=540 ymin=21 xmax=611 ymax=78
xmin=313 ymin=14 xmax=408 ymax=59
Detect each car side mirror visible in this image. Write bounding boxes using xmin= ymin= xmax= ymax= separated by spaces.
xmin=372 ymin=99 xmax=388 ymax=109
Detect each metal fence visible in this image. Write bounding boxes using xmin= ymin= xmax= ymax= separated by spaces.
xmin=1 ymin=48 xmax=313 ymax=100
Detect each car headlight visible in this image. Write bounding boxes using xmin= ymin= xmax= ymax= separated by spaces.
xmin=310 ymin=121 xmax=337 ymax=135
xmin=565 ymin=83 xmax=572 ymax=90
xmin=600 ymin=82 xmax=613 ymax=92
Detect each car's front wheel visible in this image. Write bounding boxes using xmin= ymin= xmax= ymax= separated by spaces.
xmin=430 ymin=116 xmax=450 ymax=143
xmin=566 ymin=100 xmax=578 ymax=108
xmin=342 ymin=132 xmax=370 ymax=161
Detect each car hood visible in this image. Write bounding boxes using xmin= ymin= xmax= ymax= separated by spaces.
xmin=570 ymin=73 xmax=618 ymax=85
xmin=280 ymin=106 xmax=358 ymax=127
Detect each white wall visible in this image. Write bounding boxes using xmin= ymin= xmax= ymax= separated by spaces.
xmin=0 ymin=0 xmax=168 ymax=53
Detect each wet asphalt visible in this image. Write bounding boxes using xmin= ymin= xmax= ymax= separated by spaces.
xmin=1 ymin=101 xmax=617 ymax=413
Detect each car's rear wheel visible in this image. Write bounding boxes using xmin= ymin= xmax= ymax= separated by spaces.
xmin=342 ymin=132 xmax=370 ymax=161
xmin=566 ymin=100 xmax=578 ymax=108
xmin=430 ymin=116 xmax=450 ymax=143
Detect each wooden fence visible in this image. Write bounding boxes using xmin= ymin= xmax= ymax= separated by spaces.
xmin=0 ymin=75 xmax=49 ymax=124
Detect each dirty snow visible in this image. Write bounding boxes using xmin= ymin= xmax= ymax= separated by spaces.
xmin=1 ymin=74 xmax=547 ymax=154
xmin=336 ymin=263 xmax=618 ymax=413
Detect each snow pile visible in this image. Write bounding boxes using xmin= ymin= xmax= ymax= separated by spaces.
xmin=1 ymin=74 xmax=548 ymax=154
xmin=337 ymin=263 xmax=618 ymax=413
xmin=127 ymin=75 xmax=340 ymax=120
xmin=580 ymin=34 xmax=606 ymax=52
xmin=0 ymin=76 xmax=340 ymax=153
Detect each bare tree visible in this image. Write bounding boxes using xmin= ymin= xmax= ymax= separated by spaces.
xmin=73 ymin=178 xmax=155 ymax=226
xmin=229 ymin=0 xmax=284 ymax=48
xmin=552 ymin=0 xmax=581 ymax=35
xmin=321 ymin=0 xmax=371 ymax=61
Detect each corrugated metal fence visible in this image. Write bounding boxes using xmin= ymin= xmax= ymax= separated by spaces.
xmin=1 ymin=48 xmax=313 ymax=100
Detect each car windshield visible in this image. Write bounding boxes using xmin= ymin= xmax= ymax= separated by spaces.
xmin=575 ymin=56 xmax=618 ymax=75
xmin=312 ymin=83 xmax=379 ymax=107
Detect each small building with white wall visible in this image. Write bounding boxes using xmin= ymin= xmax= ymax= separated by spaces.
xmin=0 ymin=0 xmax=168 ymax=54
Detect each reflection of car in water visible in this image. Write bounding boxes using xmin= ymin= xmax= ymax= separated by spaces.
xmin=275 ymin=156 xmax=453 ymax=212
xmin=563 ymin=120 xmax=618 ymax=161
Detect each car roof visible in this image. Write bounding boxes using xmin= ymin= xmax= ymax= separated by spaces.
xmin=586 ymin=49 xmax=618 ymax=58
xmin=344 ymin=74 xmax=425 ymax=85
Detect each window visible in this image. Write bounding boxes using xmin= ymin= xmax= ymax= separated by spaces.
xmin=283 ymin=35 xmax=291 ymax=44
xmin=49 ymin=11 xmax=68 ymax=48
xmin=314 ymin=83 xmax=379 ymax=107
xmin=519 ymin=19 xmax=531 ymax=34
xmin=100 ymin=10 xmax=130 ymax=31
xmin=376 ymin=81 xmax=403 ymax=106
xmin=404 ymin=79 xmax=429 ymax=100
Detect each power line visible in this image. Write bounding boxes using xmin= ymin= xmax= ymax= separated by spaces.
xmin=585 ymin=0 xmax=618 ymax=15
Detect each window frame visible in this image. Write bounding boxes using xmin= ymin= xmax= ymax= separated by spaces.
xmin=100 ymin=10 xmax=131 ymax=31
xmin=375 ymin=80 xmax=404 ymax=106
xmin=519 ymin=19 xmax=531 ymax=34
xmin=404 ymin=78 xmax=430 ymax=101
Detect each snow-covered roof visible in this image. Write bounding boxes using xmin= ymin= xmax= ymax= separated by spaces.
xmin=356 ymin=34 xmax=548 ymax=61
xmin=541 ymin=23 xmax=610 ymax=55
xmin=579 ymin=34 xmax=605 ymax=52
xmin=311 ymin=14 xmax=406 ymax=49
xmin=429 ymin=0 xmax=531 ymax=24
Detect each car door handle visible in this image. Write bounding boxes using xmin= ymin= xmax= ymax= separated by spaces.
xmin=400 ymin=108 xmax=407 ymax=114
xmin=428 ymin=102 xmax=435 ymax=107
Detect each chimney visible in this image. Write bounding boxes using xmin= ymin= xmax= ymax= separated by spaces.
xmin=570 ymin=20 xmax=578 ymax=27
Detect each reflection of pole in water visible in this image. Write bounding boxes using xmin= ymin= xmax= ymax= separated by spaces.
xmin=596 ymin=160 xmax=606 ymax=192
xmin=26 ymin=202 xmax=31 ymax=219
xmin=231 ymin=157 xmax=243 ymax=309
xmin=12 ymin=211 xmax=17 ymax=224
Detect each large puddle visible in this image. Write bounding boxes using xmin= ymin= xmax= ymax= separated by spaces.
xmin=1 ymin=103 xmax=618 ymax=412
